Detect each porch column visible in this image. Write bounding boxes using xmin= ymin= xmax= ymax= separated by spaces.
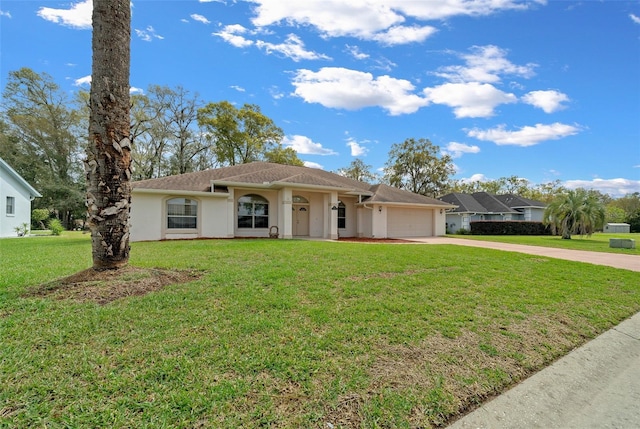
xmin=281 ymin=188 xmax=293 ymax=239
xmin=226 ymin=188 xmax=235 ymax=238
xmin=324 ymin=192 xmax=339 ymax=239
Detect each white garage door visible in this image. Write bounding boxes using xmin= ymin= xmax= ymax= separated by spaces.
xmin=387 ymin=207 xmax=433 ymax=237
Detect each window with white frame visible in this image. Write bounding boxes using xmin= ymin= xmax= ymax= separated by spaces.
xmin=238 ymin=194 xmax=269 ymax=229
xmin=167 ymin=198 xmax=198 ymax=229
xmin=6 ymin=196 xmax=15 ymax=215
xmin=337 ymin=201 xmax=346 ymax=229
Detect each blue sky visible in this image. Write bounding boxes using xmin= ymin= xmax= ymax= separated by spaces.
xmin=1 ymin=0 xmax=639 ymax=197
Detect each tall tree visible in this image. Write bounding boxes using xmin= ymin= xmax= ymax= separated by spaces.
xmin=336 ymin=158 xmax=379 ymax=183
xmin=264 ymin=143 xmax=304 ymax=166
xmin=543 ymin=189 xmax=605 ymax=239
xmin=0 ymin=68 xmax=85 ymax=226
xmin=85 ymin=0 xmax=131 ymax=270
xmin=385 ymin=138 xmax=454 ymax=197
xmin=197 ymin=101 xmax=284 ymax=166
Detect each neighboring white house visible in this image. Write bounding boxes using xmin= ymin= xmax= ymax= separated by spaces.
xmin=438 ymin=192 xmax=547 ymax=233
xmin=604 ymin=223 xmax=630 ymax=233
xmin=0 ymin=157 xmax=42 ymax=238
xmin=130 ymin=162 xmax=455 ymax=242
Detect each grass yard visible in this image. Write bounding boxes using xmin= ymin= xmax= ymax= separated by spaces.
xmin=1 ymin=233 xmax=639 ymax=428
xmin=448 ymin=232 xmax=639 ymax=255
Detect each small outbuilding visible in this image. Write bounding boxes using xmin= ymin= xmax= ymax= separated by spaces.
xmin=603 ymin=223 xmax=630 ymax=233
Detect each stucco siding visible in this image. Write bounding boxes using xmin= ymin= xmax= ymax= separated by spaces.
xmin=130 ymin=193 xmax=164 ymax=241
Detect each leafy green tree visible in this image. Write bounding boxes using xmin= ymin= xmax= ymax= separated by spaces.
xmin=385 ymin=138 xmax=454 ymax=197
xmin=336 ymin=158 xmax=379 ymax=183
xmin=31 ymin=208 xmax=50 ymax=230
xmin=197 ymin=101 xmax=284 ymax=166
xmin=0 ymin=68 xmax=85 ymax=227
xmin=264 ymin=144 xmax=304 ymax=166
xmin=543 ymin=189 xmax=605 ymax=239
xmin=605 ymin=205 xmax=626 ymax=224
xmin=610 ymin=192 xmax=640 ymax=221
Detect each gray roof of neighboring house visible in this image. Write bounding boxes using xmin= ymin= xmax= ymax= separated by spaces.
xmin=494 ymin=194 xmax=546 ymax=209
xmin=133 ymin=162 xmax=454 ymax=207
xmin=0 ymin=157 xmax=42 ymax=198
xmin=439 ymin=192 xmax=546 ymax=214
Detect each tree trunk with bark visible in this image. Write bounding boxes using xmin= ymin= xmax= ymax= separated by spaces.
xmin=85 ymin=0 xmax=131 ymax=270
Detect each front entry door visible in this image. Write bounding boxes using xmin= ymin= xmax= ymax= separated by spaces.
xmin=293 ymin=205 xmax=309 ymax=236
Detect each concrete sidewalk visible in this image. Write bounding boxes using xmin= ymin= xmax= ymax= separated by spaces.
xmin=447 ymin=313 xmax=640 ymax=429
xmin=408 ymin=237 xmax=640 ymax=428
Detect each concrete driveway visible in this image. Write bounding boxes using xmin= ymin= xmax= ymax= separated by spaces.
xmin=410 ymin=236 xmax=640 ymax=272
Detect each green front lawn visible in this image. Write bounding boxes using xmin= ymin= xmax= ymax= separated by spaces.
xmin=1 ymin=233 xmax=639 ymax=428
xmin=448 ymin=232 xmax=639 ymax=254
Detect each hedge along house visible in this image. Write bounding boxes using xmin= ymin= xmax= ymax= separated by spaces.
xmin=438 ymin=192 xmax=546 ymax=233
xmin=0 ymin=157 xmax=42 ymax=238
xmin=130 ymin=162 xmax=454 ymax=242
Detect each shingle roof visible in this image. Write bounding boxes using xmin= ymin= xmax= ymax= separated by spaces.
xmin=438 ymin=193 xmax=487 ymax=213
xmin=366 ymin=184 xmax=452 ymax=206
xmin=438 ymin=192 xmax=545 ymax=214
xmin=494 ymin=194 xmax=546 ymax=208
xmin=132 ymin=162 xmax=454 ymax=207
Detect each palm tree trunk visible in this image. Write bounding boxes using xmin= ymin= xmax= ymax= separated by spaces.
xmin=85 ymin=0 xmax=131 ymax=270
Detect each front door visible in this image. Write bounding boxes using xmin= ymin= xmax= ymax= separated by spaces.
xmin=293 ymin=205 xmax=309 ymax=236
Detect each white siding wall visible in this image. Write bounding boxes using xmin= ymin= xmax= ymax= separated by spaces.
xmin=0 ymin=170 xmax=34 ymax=238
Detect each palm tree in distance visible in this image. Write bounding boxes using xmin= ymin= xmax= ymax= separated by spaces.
xmin=543 ymin=189 xmax=605 ymax=239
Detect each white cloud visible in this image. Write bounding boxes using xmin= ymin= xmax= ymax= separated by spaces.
xmin=73 ymin=75 xmax=91 ymax=86
xmin=130 ymin=87 xmax=144 ymax=95
xmin=522 ymin=90 xmax=569 ymax=113
xmin=269 ymin=86 xmax=285 ymax=99
xmin=372 ymin=25 xmax=437 ymax=45
xmin=346 ymin=45 xmax=369 ymax=60
xmin=247 ymin=0 xmax=538 ymax=44
xmin=292 ymin=67 xmax=429 ymax=115
xmin=444 ymin=142 xmax=480 ymax=158
xmin=1 ymin=10 xmax=12 ymax=18
xmin=191 ymin=14 xmax=211 ymax=24
xmin=230 ymin=85 xmax=246 ymax=92
xmin=283 ymin=135 xmax=338 ymax=155
xmin=256 ymin=34 xmax=331 ymax=62
xmin=564 ymin=178 xmax=640 ymax=198
xmin=630 ymin=14 xmax=640 ymax=24
xmin=467 ymin=122 xmax=581 ymax=147
xmin=460 ymin=173 xmax=490 ymax=183
xmin=136 ymin=26 xmax=164 ymax=42
xmin=435 ymin=45 xmax=537 ymax=84
xmin=346 ymin=138 xmax=368 ymax=156
xmin=424 ymin=82 xmax=517 ymax=118
xmin=37 ymin=0 xmax=92 ymax=29
xmin=303 ymin=161 xmax=324 ymax=169
xmin=214 ymin=24 xmax=254 ymax=48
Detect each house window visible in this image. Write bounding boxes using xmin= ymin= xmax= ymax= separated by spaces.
xmin=167 ymin=198 xmax=198 ymax=229
xmin=6 ymin=196 xmax=15 ymax=215
xmin=337 ymin=201 xmax=346 ymax=229
xmin=238 ymin=194 xmax=269 ymax=229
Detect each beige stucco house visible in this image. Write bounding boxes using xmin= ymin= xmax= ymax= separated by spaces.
xmin=130 ymin=162 xmax=454 ymax=242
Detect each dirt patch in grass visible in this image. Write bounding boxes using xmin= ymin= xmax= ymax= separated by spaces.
xmin=24 ymin=266 xmax=204 ymax=305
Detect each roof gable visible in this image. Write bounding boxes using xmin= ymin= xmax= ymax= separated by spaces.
xmin=0 ymin=157 xmax=42 ymax=198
